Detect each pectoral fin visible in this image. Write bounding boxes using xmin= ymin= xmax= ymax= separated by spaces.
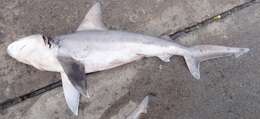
xmin=61 ymin=72 xmax=80 ymax=115
xmin=77 ymin=2 xmax=107 ymax=31
xmin=57 ymin=56 xmax=87 ymax=96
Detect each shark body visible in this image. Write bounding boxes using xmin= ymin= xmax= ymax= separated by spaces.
xmin=53 ymin=30 xmax=188 ymax=73
xmin=7 ymin=2 xmax=249 ymax=116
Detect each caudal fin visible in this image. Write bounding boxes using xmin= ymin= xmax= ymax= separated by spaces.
xmin=184 ymin=45 xmax=249 ymax=79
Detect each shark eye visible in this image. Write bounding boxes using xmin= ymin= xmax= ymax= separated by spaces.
xmin=42 ymin=35 xmax=52 ymax=48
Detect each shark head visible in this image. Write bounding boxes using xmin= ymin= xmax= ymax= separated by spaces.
xmin=7 ymin=34 xmax=56 ymax=70
xmin=7 ymin=34 xmax=45 ymax=62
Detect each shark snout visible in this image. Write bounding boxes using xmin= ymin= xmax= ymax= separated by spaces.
xmin=7 ymin=40 xmax=28 ymax=59
xmin=7 ymin=42 xmax=19 ymax=58
xmin=7 ymin=34 xmax=43 ymax=59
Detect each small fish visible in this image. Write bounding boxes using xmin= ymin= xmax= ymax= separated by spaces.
xmin=7 ymin=2 xmax=249 ymax=115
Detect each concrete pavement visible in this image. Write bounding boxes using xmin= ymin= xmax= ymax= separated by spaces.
xmin=0 ymin=0 xmax=259 ymax=119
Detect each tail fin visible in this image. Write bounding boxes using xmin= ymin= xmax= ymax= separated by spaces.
xmin=184 ymin=45 xmax=249 ymax=79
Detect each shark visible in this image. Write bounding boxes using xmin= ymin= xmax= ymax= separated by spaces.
xmin=6 ymin=2 xmax=249 ymax=115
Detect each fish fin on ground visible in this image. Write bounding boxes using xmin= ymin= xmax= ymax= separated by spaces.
xmin=77 ymin=2 xmax=107 ymax=31
xmin=184 ymin=45 xmax=249 ymax=80
xmin=57 ymin=56 xmax=87 ymax=96
xmin=127 ymin=96 xmax=150 ymax=119
xmin=61 ymin=72 xmax=80 ymax=115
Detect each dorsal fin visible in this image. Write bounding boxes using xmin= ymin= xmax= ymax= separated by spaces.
xmin=77 ymin=2 xmax=107 ymax=31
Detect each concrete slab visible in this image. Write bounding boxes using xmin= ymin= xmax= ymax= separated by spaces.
xmin=0 ymin=0 xmax=257 ymax=119
xmin=103 ymin=0 xmax=249 ymax=36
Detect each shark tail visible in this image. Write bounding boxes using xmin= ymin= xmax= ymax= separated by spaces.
xmin=184 ymin=45 xmax=249 ymax=79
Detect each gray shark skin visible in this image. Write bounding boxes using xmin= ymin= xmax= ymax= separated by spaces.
xmin=6 ymin=2 xmax=249 ymax=116
xmin=53 ymin=30 xmax=187 ymax=73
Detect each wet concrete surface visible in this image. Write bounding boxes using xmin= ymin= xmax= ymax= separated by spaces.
xmin=0 ymin=0 xmax=259 ymax=119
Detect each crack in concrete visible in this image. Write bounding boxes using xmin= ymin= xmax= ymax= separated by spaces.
xmin=0 ymin=80 xmax=61 ymax=112
xmin=0 ymin=0 xmax=257 ymax=112
xmin=169 ymin=0 xmax=256 ymax=39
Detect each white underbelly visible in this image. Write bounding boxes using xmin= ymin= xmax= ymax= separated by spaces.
xmin=80 ymin=51 xmax=144 ymax=73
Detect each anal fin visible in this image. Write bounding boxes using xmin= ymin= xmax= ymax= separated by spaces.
xmin=158 ymin=54 xmax=172 ymax=62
